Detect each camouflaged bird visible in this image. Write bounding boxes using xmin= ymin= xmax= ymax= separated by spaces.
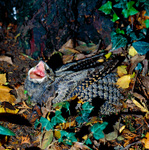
xmin=24 ymin=54 xmax=124 ymax=115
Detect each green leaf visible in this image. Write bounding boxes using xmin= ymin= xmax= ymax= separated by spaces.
xmin=85 ymin=138 xmax=92 ymax=145
xmin=144 ymin=19 xmax=149 ymax=28
xmin=132 ymin=41 xmax=149 ymax=55
xmin=122 ymin=9 xmax=129 ymax=18
xmin=122 ymin=1 xmax=139 ymax=18
xmin=24 ymin=90 xmax=28 ymax=94
xmin=112 ymin=13 xmax=119 ymax=22
xmin=58 ymin=130 xmax=77 ymax=145
xmin=40 ymin=117 xmax=54 ymax=131
xmin=82 ymin=102 xmax=94 ymax=114
xmin=76 ymin=113 xmax=90 ymax=124
xmin=51 ymin=111 xmax=66 ymax=125
xmin=135 ymin=63 xmax=142 ymax=71
xmin=0 ymin=125 xmax=15 ymax=136
xmin=113 ymin=1 xmax=126 ymax=9
xmin=111 ymin=34 xmax=127 ymax=50
xmin=127 ymin=1 xmax=135 ymax=9
xmin=116 ymin=28 xmax=125 ymax=34
xmin=91 ymin=122 xmax=108 ymax=140
xmin=34 ymin=119 xmax=40 ymax=129
xmin=128 ymin=7 xmax=139 ymax=16
xmin=98 ymin=1 xmax=112 ymax=15
xmin=62 ymin=101 xmax=70 ymax=113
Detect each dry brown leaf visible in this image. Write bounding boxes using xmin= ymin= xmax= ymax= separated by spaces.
xmin=75 ymin=43 xmax=99 ymax=53
xmin=56 ymin=120 xmax=76 ymax=130
xmin=75 ymin=54 xmax=86 ymax=60
xmin=0 ymin=74 xmax=7 ymax=85
xmin=71 ymin=142 xmax=90 ymax=150
xmin=140 ymin=76 xmax=149 ymax=92
xmin=105 ymin=43 xmax=112 ymax=51
xmin=129 ymin=54 xmax=145 ymax=74
xmin=105 ymin=121 xmax=120 ymax=141
xmin=21 ymin=136 xmax=30 ymax=145
xmin=40 ymin=130 xmax=53 ymax=149
xmin=0 ymin=56 xmax=13 ymax=65
xmin=62 ymin=55 xmax=74 ymax=64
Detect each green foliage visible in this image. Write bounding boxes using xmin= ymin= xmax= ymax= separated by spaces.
xmin=98 ymin=1 xmax=112 ymax=15
xmin=0 ymin=125 xmax=15 ymax=136
xmin=51 ymin=110 xmax=66 ymax=125
xmin=58 ymin=130 xmax=77 ymax=145
xmin=111 ymin=34 xmax=127 ymax=50
xmin=91 ymin=122 xmax=108 ymax=140
xmin=99 ymin=0 xmax=149 ymax=50
xmin=76 ymin=102 xmax=94 ymax=124
xmin=144 ymin=19 xmax=149 ymax=28
xmin=132 ymin=41 xmax=149 ymax=55
xmin=38 ymin=117 xmax=54 ymax=131
xmin=121 ymin=1 xmax=139 ymax=18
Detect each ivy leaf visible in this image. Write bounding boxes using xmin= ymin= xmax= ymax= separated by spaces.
xmin=85 ymin=138 xmax=92 ymax=145
xmin=82 ymin=102 xmax=94 ymax=114
xmin=0 ymin=125 xmax=15 ymax=136
xmin=122 ymin=1 xmax=139 ymax=18
xmin=132 ymin=41 xmax=149 ymax=55
xmin=91 ymin=122 xmax=108 ymax=140
xmin=144 ymin=19 xmax=149 ymax=28
xmin=112 ymin=13 xmax=119 ymax=22
xmin=39 ymin=117 xmax=54 ymax=131
xmin=135 ymin=63 xmax=142 ymax=71
xmin=116 ymin=28 xmax=125 ymax=34
xmin=58 ymin=130 xmax=77 ymax=145
xmin=76 ymin=113 xmax=90 ymax=124
xmin=62 ymin=101 xmax=70 ymax=113
xmin=128 ymin=7 xmax=139 ymax=16
xmin=34 ymin=119 xmax=40 ymax=129
xmin=122 ymin=9 xmax=129 ymax=18
xmin=51 ymin=110 xmax=66 ymax=126
xmin=98 ymin=1 xmax=112 ymax=15
xmin=113 ymin=1 xmax=125 ymax=9
xmin=111 ymin=34 xmax=127 ymax=50
xmin=127 ymin=1 xmax=135 ymax=9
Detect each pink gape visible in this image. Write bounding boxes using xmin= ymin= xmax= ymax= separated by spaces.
xmin=30 ymin=61 xmax=45 ymax=79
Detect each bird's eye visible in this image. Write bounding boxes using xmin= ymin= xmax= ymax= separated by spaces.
xmin=46 ymin=69 xmax=50 ymax=73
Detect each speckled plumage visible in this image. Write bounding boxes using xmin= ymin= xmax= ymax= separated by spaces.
xmin=25 ymin=54 xmax=123 ymax=114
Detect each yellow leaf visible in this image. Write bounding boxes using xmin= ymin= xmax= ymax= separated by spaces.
xmin=0 ymin=107 xmax=19 ymax=114
xmin=0 ymin=85 xmax=12 ymax=92
xmin=0 ymin=85 xmax=16 ymax=103
xmin=141 ymin=132 xmax=149 ymax=149
xmin=117 ymin=65 xmax=127 ymax=77
xmin=119 ymin=125 xmax=126 ymax=133
xmin=105 ymin=52 xmax=112 ymax=59
xmin=97 ymin=59 xmax=104 ymax=63
xmin=82 ymin=135 xmax=88 ymax=140
xmin=132 ymin=98 xmax=148 ymax=112
xmin=54 ymin=130 xmax=61 ymax=139
xmin=128 ymin=46 xmax=138 ymax=56
xmin=0 ymin=74 xmax=6 ymax=85
xmin=116 ymin=75 xmax=131 ymax=89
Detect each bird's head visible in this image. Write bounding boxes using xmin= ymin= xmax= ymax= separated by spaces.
xmin=28 ymin=61 xmax=55 ymax=83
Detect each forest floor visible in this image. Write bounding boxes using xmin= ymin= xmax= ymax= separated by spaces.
xmin=0 ymin=29 xmax=149 ymax=150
